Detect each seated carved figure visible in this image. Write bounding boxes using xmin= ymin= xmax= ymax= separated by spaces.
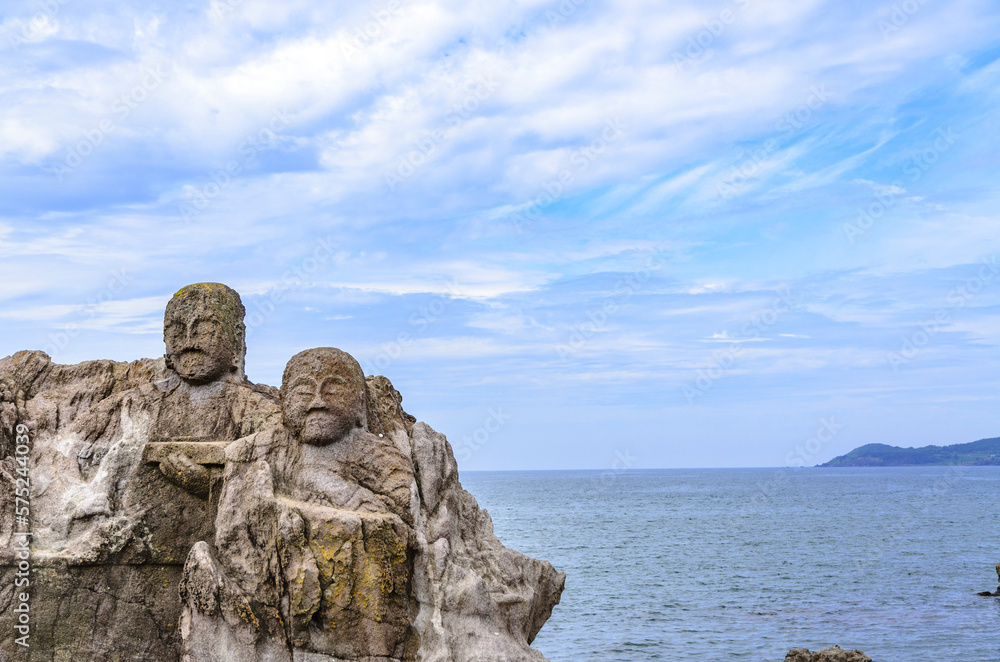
xmin=181 ymin=348 xmax=417 ymax=662
xmin=274 ymin=348 xmax=413 ymax=516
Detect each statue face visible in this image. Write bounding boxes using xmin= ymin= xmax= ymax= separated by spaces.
xmin=281 ymin=349 xmax=366 ymax=446
xmin=164 ymin=312 xmax=236 ymax=383
xmin=163 ymin=283 xmax=246 ymax=384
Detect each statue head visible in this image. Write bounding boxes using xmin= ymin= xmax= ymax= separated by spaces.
xmin=164 ymin=283 xmax=246 ymax=384
xmin=280 ymin=348 xmax=367 ymax=446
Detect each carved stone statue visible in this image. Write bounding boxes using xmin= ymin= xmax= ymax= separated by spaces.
xmin=280 ymin=347 xmax=366 ymax=445
xmin=275 ymin=348 xmax=412 ymax=515
xmin=179 ymin=346 xmax=564 ymax=662
xmin=151 ymin=282 xmax=270 ymax=499
xmin=121 ymin=283 xmax=281 ymax=563
xmin=0 ymin=283 xmax=281 ymax=659
xmin=0 ymin=287 xmax=564 ymax=661
xmin=180 ymin=348 xmax=418 ymax=661
xmin=163 ymin=282 xmax=247 ymax=385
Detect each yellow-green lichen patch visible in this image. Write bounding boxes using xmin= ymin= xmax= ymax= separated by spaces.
xmin=234 ymin=596 xmax=260 ymax=628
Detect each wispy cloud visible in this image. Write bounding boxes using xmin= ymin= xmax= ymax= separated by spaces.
xmin=1 ymin=0 xmax=999 ymax=467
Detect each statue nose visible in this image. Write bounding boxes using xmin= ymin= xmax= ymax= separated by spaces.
xmin=307 ymin=391 xmax=326 ymax=409
xmin=182 ymin=323 xmax=200 ymax=345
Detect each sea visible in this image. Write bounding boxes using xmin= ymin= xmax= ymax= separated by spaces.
xmin=460 ymin=467 xmax=1000 ymax=662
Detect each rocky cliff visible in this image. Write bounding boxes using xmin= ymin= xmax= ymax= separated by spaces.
xmin=0 ymin=283 xmax=564 ymax=661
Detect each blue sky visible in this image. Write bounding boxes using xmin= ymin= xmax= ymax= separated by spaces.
xmin=1 ymin=0 xmax=999 ymax=469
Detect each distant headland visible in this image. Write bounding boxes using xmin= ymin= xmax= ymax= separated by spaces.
xmin=820 ymin=436 xmax=1000 ymax=467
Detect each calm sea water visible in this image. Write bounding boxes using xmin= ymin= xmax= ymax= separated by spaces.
xmin=460 ymin=467 xmax=1000 ymax=662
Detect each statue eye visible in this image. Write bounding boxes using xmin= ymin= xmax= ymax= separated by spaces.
xmin=321 ymin=376 xmax=347 ymax=395
xmin=193 ymin=320 xmax=219 ymax=336
xmin=292 ymin=386 xmax=316 ymax=400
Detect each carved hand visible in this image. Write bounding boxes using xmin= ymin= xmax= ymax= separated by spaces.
xmin=159 ymin=451 xmax=211 ymax=498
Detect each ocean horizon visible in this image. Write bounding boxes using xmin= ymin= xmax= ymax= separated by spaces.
xmin=461 ymin=467 xmax=1000 ymax=661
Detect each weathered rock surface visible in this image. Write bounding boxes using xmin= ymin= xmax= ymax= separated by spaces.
xmin=0 ymin=284 xmax=564 ymax=661
xmin=785 ymin=646 xmax=873 ymax=662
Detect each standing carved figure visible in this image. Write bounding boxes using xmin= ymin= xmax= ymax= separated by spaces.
xmin=0 ymin=283 xmax=281 ymax=659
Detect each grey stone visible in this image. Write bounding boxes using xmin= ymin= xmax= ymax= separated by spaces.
xmin=0 ymin=288 xmax=564 ymax=661
xmin=785 ymin=646 xmax=873 ymax=662
xmin=164 ymin=282 xmax=247 ymax=385
xmin=180 ymin=347 xmax=564 ymax=661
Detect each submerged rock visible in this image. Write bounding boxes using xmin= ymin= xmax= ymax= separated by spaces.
xmin=976 ymin=562 xmax=1000 ymax=596
xmin=0 ymin=283 xmax=564 ymax=661
xmin=785 ymin=646 xmax=873 ymax=662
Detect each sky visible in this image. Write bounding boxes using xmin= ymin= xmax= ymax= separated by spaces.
xmin=1 ymin=0 xmax=999 ymax=470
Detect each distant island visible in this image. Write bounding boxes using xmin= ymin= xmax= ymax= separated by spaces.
xmin=820 ymin=436 xmax=1000 ymax=467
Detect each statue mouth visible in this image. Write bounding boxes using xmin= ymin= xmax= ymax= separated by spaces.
xmin=304 ymin=409 xmax=338 ymax=428
xmin=298 ymin=408 xmax=353 ymax=445
xmin=176 ymin=349 xmax=206 ymax=369
xmin=173 ymin=349 xmax=221 ymax=382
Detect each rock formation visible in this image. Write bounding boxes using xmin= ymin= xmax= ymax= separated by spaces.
xmin=0 ymin=283 xmax=564 ymax=661
xmin=976 ymin=562 xmax=1000 ymax=596
xmin=785 ymin=646 xmax=873 ymax=662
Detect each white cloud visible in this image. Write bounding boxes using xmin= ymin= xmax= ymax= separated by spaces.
xmin=2 ymin=0 xmax=1000 ymax=466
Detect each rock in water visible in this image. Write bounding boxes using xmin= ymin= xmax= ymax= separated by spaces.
xmin=0 ymin=284 xmax=565 ymax=661
xmin=785 ymin=646 xmax=873 ymax=662
xmin=974 ymin=562 xmax=999 ymax=596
